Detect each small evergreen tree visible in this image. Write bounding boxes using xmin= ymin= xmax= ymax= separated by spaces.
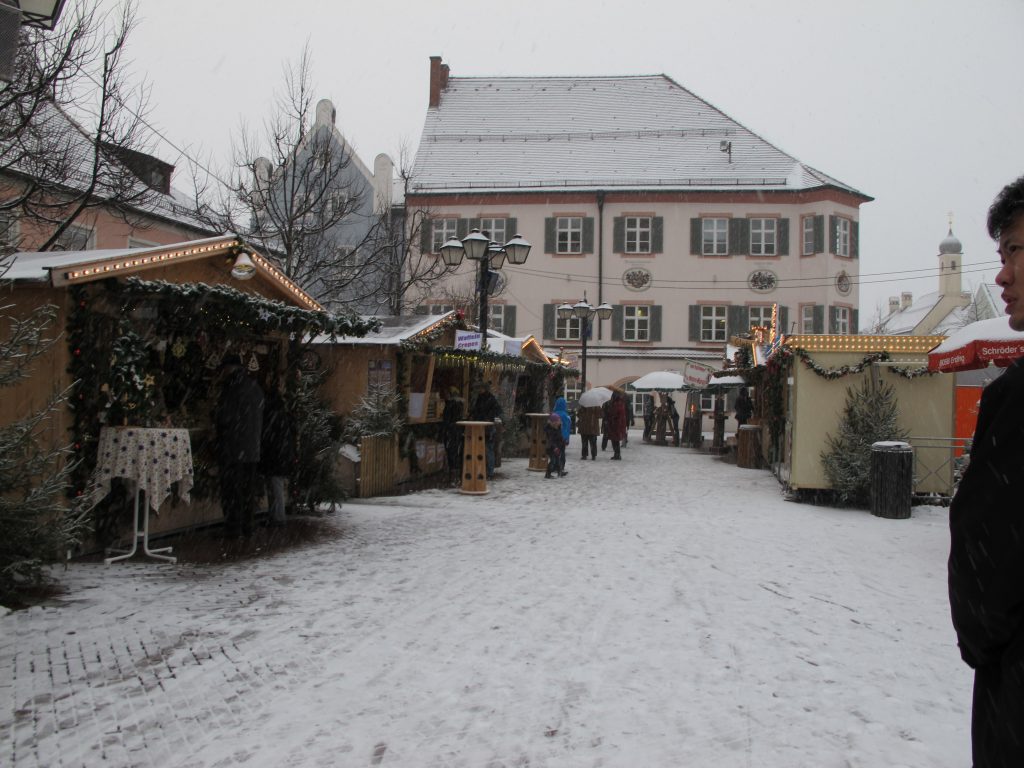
xmin=289 ymin=370 xmax=346 ymax=514
xmin=1 ymin=301 xmax=87 ymax=604
xmin=821 ymin=378 xmax=908 ymax=507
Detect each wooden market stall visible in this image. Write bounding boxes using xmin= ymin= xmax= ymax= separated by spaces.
xmin=1 ymin=234 xmax=374 ymax=547
xmin=767 ymin=334 xmax=954 ymax=496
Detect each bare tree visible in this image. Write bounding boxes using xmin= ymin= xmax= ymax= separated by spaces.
xmin=0 ymin=1 xmax=160 ymax=252
xmin=187 ymin=48 xmax=452 ymax=315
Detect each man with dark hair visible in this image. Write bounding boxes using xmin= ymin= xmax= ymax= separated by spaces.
xmin=214 ymin=354 xmax=264 ymax=539
xmin=949 ymin=174 xmax=1024 ymax=767
xmin=469 ymin=381 xmax=502 ymax=480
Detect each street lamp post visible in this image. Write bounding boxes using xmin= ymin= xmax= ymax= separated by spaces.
xmin=439 ymin=229 xmax=531 ymax=346
xmin=557 ymin=293 xmax=612 ymax=392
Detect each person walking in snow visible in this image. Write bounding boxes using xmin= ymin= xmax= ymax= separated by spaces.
xmin=948 ymin=174 xmax=1024 ymax=768
xmin=606 ymin=391 xmax=627 ymax=460
xmin=553 ymin=396 xmax=571 ymax=475
xmin=735 ymin=387 xmax=754 ymax=427
xmin=543 ymin=412 xmax=566 ymax=479
xmin=577 ymin=404 xmax=601 ymax=460
xmin=214 ymin=353 xmax=264 ymax=539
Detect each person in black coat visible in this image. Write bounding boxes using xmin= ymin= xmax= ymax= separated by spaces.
xmin=735 ymin=387 xmax=754 ymax=427
xmin=260 ymin=379 xmax=296 ymax=527
xmin=440 ymin=386 xmax=464 ymax=485
xmin=948 ymin=175 xmax=1024 ymax=768
xmin=214 ymin=354 xmax=264 ymax=538
xmin=470 ymin=381 xmax=502 ymax=480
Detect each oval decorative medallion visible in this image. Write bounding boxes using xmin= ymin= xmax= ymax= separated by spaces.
xmin=622 ymin=267 xmax=652 ymax=292
xmin=835 ymin=270 xmax=851 ymax=295
xmin=748 ymin=269 xmax=778 ymax=293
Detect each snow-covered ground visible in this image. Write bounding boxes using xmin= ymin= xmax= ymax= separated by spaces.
xmin=1 ymin=433 xmax=972 ymax=767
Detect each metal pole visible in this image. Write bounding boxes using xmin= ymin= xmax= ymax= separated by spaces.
xmin=580 ymin=318 xmax=588 ymax=391
xmin=478 ymin=254 xmax=489 ymax=346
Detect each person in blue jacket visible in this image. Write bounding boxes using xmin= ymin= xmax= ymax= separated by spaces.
xmin=553 ymin=396 xmax=571 ymax=476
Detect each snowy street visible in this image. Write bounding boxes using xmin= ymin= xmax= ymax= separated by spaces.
xmin=1 ymin=434 xmax=971 ymax=767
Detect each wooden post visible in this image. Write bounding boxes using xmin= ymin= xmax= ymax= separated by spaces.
xmin=457 ymin=421 xmax=491 ymax=495
xmin=737 ymin=425 xmax=761 ymax=469
xmin=526 ymin=413 xmax=549 ymax=471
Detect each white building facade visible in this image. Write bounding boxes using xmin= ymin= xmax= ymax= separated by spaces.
xmin=407 ymin=58 xmax=870 ymax=400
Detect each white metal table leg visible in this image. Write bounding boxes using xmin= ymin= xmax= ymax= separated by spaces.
xmin=104 ymin=481 xmax=176 ymax=564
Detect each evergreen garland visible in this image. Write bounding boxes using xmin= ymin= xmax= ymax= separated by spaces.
xmin=821 ymin=379 xmax=909 ymax=508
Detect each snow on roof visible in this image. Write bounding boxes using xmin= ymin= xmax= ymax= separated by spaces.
xmin=413 ymin=74 xmax=869 ymax=197
xmin=317 ymin=313 xmax=456 ymax=345
xmin=880 ymin=290 xmax=943 ymax=335
xmin=929 ymin=316 xmax=1024 ymax=354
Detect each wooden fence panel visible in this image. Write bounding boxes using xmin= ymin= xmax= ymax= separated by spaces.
xmin=358 ymin=435 xmax=397 ymax=498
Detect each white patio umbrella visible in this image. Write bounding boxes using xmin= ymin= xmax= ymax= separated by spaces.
xmin=578 ymin=386 xmax=614 ymax=407
xmin=630 ymin=370 xmax=686 ymax=391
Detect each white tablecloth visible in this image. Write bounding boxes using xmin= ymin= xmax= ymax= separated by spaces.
xmin=92 ymin=427 xmax=194 ymax=513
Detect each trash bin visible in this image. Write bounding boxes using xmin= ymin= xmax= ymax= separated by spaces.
xmin=870 ymin=441 xmax=913 ymax=519
xmin=737 ymin=424 xmax=761 ymax=469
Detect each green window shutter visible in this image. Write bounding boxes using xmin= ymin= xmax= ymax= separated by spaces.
xmin=829 ymin=306 xmax=839 ymax=333
xmin=828 ymin=216 xmax=838 ymax=255
xmin=812 ymin=305 xmax=825 ymax=334
xmin=688 ymin=305 xmax=701 ymax=341
xmin=544 ymin=218 xmax=556 ymax=253
xmin=777 ymin=218 xmax=789 ymax=256
xmin=420 ymin=219 xmax=433 ymax=253
xmin=778 ymin=305 xmax=790 ymax=335
xmin=727 ymin=305 xmax=749 ymax=336
xmin=611 ymin=305 xmax=623 ymax=341
xmin=652 ymin=217 xmax=664 ymax=253
xmin=612 ymin=217 xmax=625 ymax=253
xmin=582 ymin=217 xmax=595 ymax=253
xmin=690 ymin=219 xmax=702 ymax=255
xmin=542 ymin=303 xmax=555 ymax=340
xmin=505 ymin=218 xmax=517 ymax=240
xmin=649 ymin=305 xmax=662 ymax=341
xmin=467 ymin=217 xmax=481 ymax=234
xmin=851 ymin=309 xmax=859 ymax=334
xmin=852 ymin=221 xmax=859 ymax=259
xmin=813 ymin=215 xmax=824 ymax=253
xmin=729 ymin=218 xmax=749 ymax=256
xmin=504 ymin=305 xmax=516 ymax=336
xmin=456 ymin=218 xmax=468 ymax=239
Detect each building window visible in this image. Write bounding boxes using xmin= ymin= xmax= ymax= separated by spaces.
xmin=802 ymin=216 xmax=816 ymax=255
xmin=431 ymin=219 xmax=458 ymax=252
xmin=0 ymin=211 xmax=16 ymax=254
xmin=835 ymin=306 xmax=851 ymax=334
xmin=556 ymin=217 xmax=583 ymax=254
xmin=489 ymin=304 xmax=505 ymax=333
xmin=625 ymin=216 xmax=652 ymax=254
xmin=479 ymin=218 xmax=506 ymax=245
xmin=56 ymin=224 xmax=94 ymax=251
xmin=750 ymin=218 xmax=777 ymax=256
xmin=622 ymin=305 xmax=650 ymax=342
xmin=564 ymin=379 xmax=581 ymax=405
xmin=835 ymin=217 xmax=851 ymax=257
xmin=700 ymin=305 xmax=727 ymax=342
xmin=699 ymin=392 xmax=715 ymax=412
xmin=429 ymin=303 xmax=455 ymax=315
xmin=128 ymin=237 xmax=158 ymax=249
xmin=801 ymin=305 xmax=816 ymax=333
xmin=748 ymin=305 xmax=773 ymax=330
xmin=702 ymin=218 xmax=728 ymax=255
xmin=555 ymin=312 xmax=581 ymax=341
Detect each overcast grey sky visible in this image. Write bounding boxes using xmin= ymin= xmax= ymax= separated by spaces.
xmin=107 ymin=0 xmax=1024 ymax=323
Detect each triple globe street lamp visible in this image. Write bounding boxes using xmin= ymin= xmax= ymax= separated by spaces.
xmin=439 ymin=229 xmax=531 ymax=343
xmin=557 ymin=294 xmax=612 ymax=393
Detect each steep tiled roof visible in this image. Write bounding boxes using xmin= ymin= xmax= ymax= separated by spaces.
xmin=412 ymin=75 xmax=868 ymax=197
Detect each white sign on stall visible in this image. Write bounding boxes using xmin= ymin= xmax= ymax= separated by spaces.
xmin=455 ymin=330 xmax=482 ymax=350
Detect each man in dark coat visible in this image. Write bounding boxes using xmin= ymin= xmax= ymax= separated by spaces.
xmin=949 ymin=174 xmax=1024 ymax=768
xmin=260 ymin=378 xmax=295 ymax=527
xmin=606 ymin=391 xmax=627 ymax=460
xmin=215 ymin=354 xmax=264 ymax=538
xmin=440 ymin=386 xmax=464 ymax=485
xmin=470 ymin=381 xmax=502 ymax=480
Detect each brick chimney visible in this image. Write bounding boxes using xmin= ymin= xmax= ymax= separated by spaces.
xmin=429 ymin=56 xmax=450 ymax=108
xmin=888 ymin=296 xmax=900 ymax=315
xmin=901 ymin=291 xmax=913 ymax=310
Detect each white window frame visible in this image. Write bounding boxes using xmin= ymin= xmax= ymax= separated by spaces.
xmin=625 ymin=216 xmax=652 ymax=254
xmin=555 ymin=312 xmax=581 ymax=341
xmin=564 ymin=379 xmax=581 ymax=405
xmin=623 ymin=305 xmax=650 ymax=342
xmin=699 ymin=305 xmax=727 ymax=342
xmin=556 ymin=217 xmax=583 ymax=254
xmin=802 ymin=216 xmax=816 ymax=256
xmin=479 ymin=218 xmax=507 ymax=246
xmin=835 ymin=306 xmax=851 ymax=334
xmin=431 ymin=219 xmax=458 ymax=252
xmin=57 ymin=224 xmax=94 ymax=251
xmin=428 ymin=303 xmax=455 ymax=315
xmin=835 ymin=217 xmax=851 ymax=257
xmin=489 ymin=304 xmax=505 ymax=334
xmin=699 ymin=392 xmax=715 ymax=412
xmin=750 ymin=218 xmax=777 ymax=256
xmin=702 ymin=218 xmax=728 ymax=256
xmin=801 ymin=305 xmax=816 ymax=333
xmin=748 ymin=305 xmax=773 ymax=330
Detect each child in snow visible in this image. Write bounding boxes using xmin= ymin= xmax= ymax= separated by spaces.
xmin=544 ymin=412 xmax=566 ymax=478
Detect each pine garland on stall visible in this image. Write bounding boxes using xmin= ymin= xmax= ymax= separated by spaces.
xmin=821 ymin=378 xmax=908 ymax=507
